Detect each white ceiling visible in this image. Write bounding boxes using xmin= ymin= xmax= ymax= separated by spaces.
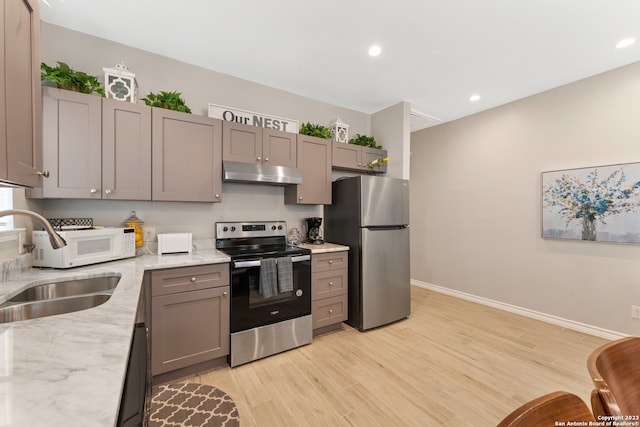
xmin=39 ymin=0 xmax=640 ymax=129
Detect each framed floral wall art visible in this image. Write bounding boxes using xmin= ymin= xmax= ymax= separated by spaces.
xmin=542 ymin=162 xmax=640 ymax=243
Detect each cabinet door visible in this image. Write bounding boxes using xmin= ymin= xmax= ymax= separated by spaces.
xmin=222 ymin=121 xmax=262 ymax=163
xmin=332 ymin=142 xmax=363 ymax=170
xmin=151 ymin=286 xmax=230 ymax=375
xmin=363 ymin=147 xmax=388 ymax=173
xmin=152 ymin=108 xmax=222 ymax=202
xmin=41 ymin=87 xmax=102 ymax=198
xmin=263 ymin=128 xmax=297 ymax=168
xmin=2 ymin=0 xmax=41 ymax=187
xmin=0 ymin=3 xmax=6 ymax=181
xmin=102 ymin=98 xmax=151 ymax=200
xmin=284 ymin=135 xmax=331 ymax=205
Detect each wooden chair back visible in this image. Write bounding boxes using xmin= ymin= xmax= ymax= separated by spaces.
xmin=497 ymin=391 xmax=595 ymax=427
xmin=587 ymin=336 xmax=640 ymax=417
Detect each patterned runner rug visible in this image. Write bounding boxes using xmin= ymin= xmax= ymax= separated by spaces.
xmin=149 ymin=383 xmax=240 ymax=427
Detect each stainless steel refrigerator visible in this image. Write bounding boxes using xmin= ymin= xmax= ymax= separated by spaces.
xmin=324 ymin=175 xmax=410 ymax=331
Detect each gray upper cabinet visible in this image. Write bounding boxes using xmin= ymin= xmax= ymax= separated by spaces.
xmin=284 ymin=135 xmax=331 ymax=205
xmin=152 ymin=108 xmax=222 ymax=202
xmin=39 ymin=87 xmax=151 ymax=200
xmin=222 ymin=121 xmax=296 ymax=168
xmin=41 ymin=87 xmax=102 ymax=199
xmin=332 ymin=141 xmax=387 ymax=173
xmin=1 ymin=0 xmax=41 ymax=188
xmin=102 ymin=98 xmax=151 ymax=200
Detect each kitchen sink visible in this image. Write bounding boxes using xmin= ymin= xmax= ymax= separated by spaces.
xmin=0 ymin=293 xmax=112 ymax=323
xmin=7 ymin=275 xmax=120 ymax=303
xmin=0 ymin=275 xmax=120 ymax=323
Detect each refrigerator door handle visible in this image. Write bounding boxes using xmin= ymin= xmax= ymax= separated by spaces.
xmin=363 ymin=225 xmax=409 ymax=231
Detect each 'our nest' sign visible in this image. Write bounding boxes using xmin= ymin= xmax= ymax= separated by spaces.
xmin=208 ymin=103 xmax=299 ymax=134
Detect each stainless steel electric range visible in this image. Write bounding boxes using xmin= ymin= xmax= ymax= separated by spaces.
xmin=215 ymin=221 xmax=312 ymax=367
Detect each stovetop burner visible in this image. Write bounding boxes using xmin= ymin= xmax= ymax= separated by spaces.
xmin=215 ymin=221 xmax=310 ymax=260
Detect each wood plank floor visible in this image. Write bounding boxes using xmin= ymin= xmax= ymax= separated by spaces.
xmin=170 ymin=286 xmax=608 ymax=426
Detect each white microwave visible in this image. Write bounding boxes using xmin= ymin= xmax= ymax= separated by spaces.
xmin=32 ymin=227 xmax=136 ymax=268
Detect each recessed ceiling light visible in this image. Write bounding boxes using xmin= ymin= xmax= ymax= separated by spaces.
xmin=469 ymin=94 xmax=481 ymax=102
xmin=368 ymin=45 xmax=382 ymax=57
xmin=616 ymin=38 xmax=636 ymax=49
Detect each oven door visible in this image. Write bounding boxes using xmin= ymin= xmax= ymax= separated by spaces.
xmin=230 ymin=254 xmax=311 ymax=333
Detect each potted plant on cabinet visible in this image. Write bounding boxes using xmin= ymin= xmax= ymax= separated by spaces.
xmin=141 ymin=90 xmax=192 ymax=113
xmin=349 ymin=133 xmax=382 ymax=149
xmin=41 ymin=61 xmax=105 ymax=96
xmin=299 ymin=122 xmax=332 ymax=139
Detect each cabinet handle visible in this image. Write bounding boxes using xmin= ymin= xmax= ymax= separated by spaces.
xmin=257 ymin=156 xmax=262 ymax=161
xmin=190 ymin=277 xmax=197 ymax=282
xmin=329 ymin=309 xmax=334 ymax=314
xmin=264 ymin=157 xmax=269 ymax=162
xmin=37 ymin=170 xmax=50 ymax=178
xmin=299 ymin=196 xmax=303 ymax=201
xmin=329 ymin=281 xmax=334 ymax=286
xmin=215 ymin=194 xmax=220 ymax=199
xmin=105 ymin=189 xmax=112 ymax=195
xmin=223 ymin=291 xmax=228 ymax=296
xmin=328 ymin=260 xmax=333 ymax=264
xmin=90 ymin=188 xmax=98 ymax=194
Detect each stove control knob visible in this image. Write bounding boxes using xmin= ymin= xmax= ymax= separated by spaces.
xmin=271 ymin=225 xmax=276 ymax=230
xmin=296 ymin=289 xmax=303 ymax=297
xmin=230 ymin=226 xmax=236 ymax=232
xmin=223 ymin=226 xmax=228 ymax=232
xmin=278 ymin=225 xmax=283 ymax=230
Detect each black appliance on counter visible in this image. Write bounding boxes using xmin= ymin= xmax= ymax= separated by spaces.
xmin=215 ymin=221 xmax=312 ymax=367
xmin=304 ymin=217 xmax=324 ymax=244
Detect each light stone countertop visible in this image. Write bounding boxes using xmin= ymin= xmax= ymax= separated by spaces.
xmin=0 ymin=248 xmax=230 ymax=427
xmin=298 ymin=242 xmax=349 ymax=253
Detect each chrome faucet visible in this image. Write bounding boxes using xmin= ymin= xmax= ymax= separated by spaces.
xmin=0 ymin=209 xmax=67 ymax=249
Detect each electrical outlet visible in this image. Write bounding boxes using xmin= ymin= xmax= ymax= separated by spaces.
xmin=144 ymin=227 xmax=156 ymax=242
xmin=632 ymin=305 xmax=640 ymax=320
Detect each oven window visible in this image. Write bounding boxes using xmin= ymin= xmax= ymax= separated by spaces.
xmin=247 ymin=268 xmax=296 ymax=308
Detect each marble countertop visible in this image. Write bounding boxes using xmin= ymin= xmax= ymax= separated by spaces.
xmin=298 ymin=242 xmax=349 ymax=253
xmin=0 ymin=248 xmax=230 ymax=427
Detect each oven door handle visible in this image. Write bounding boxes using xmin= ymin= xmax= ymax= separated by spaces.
xmin=233 ymin=254 xmax=310 ymax=268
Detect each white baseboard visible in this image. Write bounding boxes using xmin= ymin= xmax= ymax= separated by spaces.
xmin=411 ymin=279 xmax=627 ymax=341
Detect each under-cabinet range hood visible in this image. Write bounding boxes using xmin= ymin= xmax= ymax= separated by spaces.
xmin=222 ymin=161 xmax=303 ymax=185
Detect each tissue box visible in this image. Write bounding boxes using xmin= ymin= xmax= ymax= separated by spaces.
xmin=157 ymin=233 xmax=192 ymax=254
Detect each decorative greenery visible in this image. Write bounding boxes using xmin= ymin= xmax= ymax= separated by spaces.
xmin=141 ymin=91 xmax=192 ymax=113
xmin=299 ymin=122 xmax=332 ymax=139
xmin=349 ymin=133 xmax=381 ymax=149
xmin=41 ymin=61 xmax=105 ymax=96
xmin=543 ymin=167 xmax=640 ymax=241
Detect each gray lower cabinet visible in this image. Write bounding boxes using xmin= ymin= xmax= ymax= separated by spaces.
xmin=311 ymin=251 xmax=348 ymax=331
xmin=150 ymin=264 xmax=230 ymax=375
xmin=38 ymin=87 xmax=151 ymax=200
xmin=152 ymin=108 xmax=223 ymax=202
xmin=284 ymin=135 xmax=332 ymax=205
xmin=0 ymin=0 xmax=41 ymax=188
xmin=222 ymin=121 xmax=296 ymax=168
xmin=332 ymin=141 xmax=387 ymax=173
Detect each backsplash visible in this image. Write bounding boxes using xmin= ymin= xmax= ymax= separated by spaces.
xmin=0 ymin=253 xmax=32 ymax=282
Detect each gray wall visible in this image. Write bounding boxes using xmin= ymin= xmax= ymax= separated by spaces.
xmin=410 ymin=61 xmax=640 ymax=336
xmin=36 ymin=23 xmax=375 ymax=237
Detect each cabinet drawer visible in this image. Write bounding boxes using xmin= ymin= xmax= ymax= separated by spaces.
xmin=312 ymin=294 xmax=347 ymax=329
xmin=312 ymin=269 xmax=347 ymax=300
xmin=151 ymin=264 xmax=229 ymax=296
xmin=312 ymin=251 xmax=348 ymax=272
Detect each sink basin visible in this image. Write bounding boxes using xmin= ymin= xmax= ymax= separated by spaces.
xmin=7 ymin=275 xmax=120 ymax=303
xmin=0 ymin=293 xmax=112 ymax=323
